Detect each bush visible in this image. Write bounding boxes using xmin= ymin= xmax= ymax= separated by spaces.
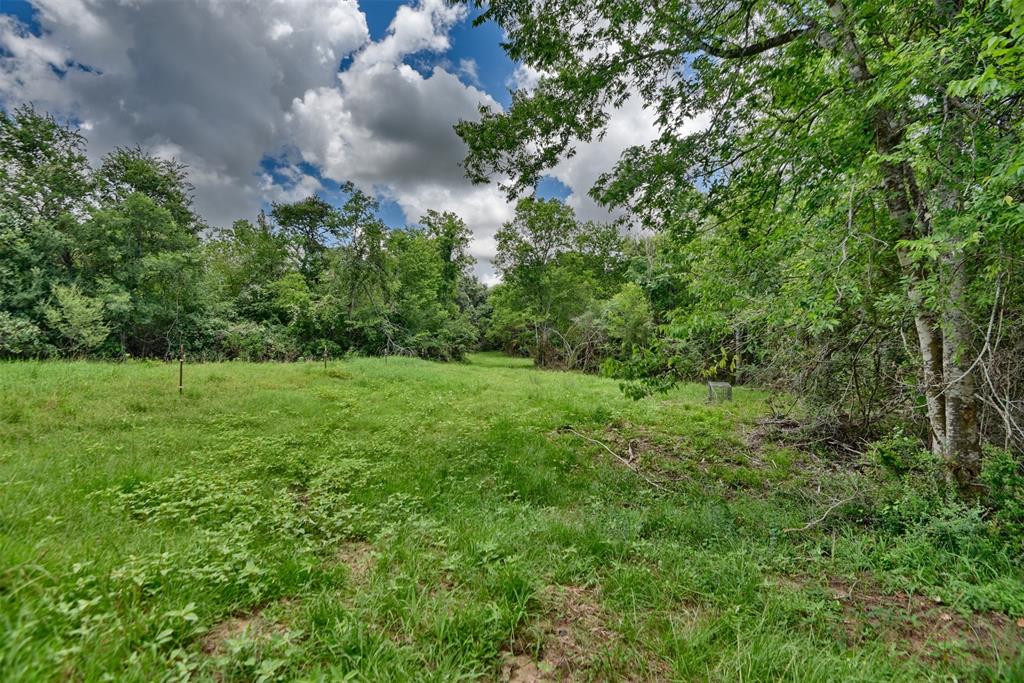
xmin=44 ymin=284 xmax=110 ymax=355
xmin=981 ymin=446 xmax=1024 ymax=544
xmin=867 ymin=428 xmax=935 ymax=475
xmin=863 ymin=435 xmax=1024 ymax=559
xmin=0 ymin=312 xmax=49 ymax=357
xmin=218 ymin=320 xmax=301 ymax=361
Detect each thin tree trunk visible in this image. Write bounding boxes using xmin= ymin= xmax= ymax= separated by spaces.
xmin=941 ymin=248 xmax=982 ymax=488
xmin=826 ymin=0 xmax=979 ymax=490
xmin=898 ymin=250 xmax=947 ymax=454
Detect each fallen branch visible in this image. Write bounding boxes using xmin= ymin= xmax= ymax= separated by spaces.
xmin=783 ymin=496 xmax=853 ymax=533
xmin=563 ymin=428 xmax=670 ymax=492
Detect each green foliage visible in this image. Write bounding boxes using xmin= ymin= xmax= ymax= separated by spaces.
xmin=0 ymin=107 xmax=488 ymax=362
xmin=0 ymin=312 xmax=47 ymax=357
xmin=271 ymin=195 xmax=344 ymax=282
xmin=459 ymin=0 xmax=1024 ymax=485
xmin=867 ymin=429 xmax=936 ymax=476
xmin=487 ymin=197 xmax=642 ymax=369
xmin=981 ymin=446 xmax=1024 ymax=542
xmin=43 ymin=284 xmax=110 ymax=355
xmin=601 ymin=282 xmax=652 ymax=355
xmin=94 ymin=146 xmax=200 ymax=233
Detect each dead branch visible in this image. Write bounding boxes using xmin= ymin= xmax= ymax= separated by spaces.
xmin=783 ymin=496 xmax=853 ymax=534
xmin=563 ymin=428 xmax=670 ymax=492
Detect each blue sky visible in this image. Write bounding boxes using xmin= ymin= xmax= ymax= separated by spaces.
xmin=0 ymin=0 xmax=629 ymax=279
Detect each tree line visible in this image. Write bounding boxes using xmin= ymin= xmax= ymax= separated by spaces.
xmin=0 ymin=107 xmax=492 ymax=361
xmin=0 ymin=106 xmax=665 ymax=372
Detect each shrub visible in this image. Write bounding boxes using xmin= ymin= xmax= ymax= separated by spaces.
xmin=44 ymin=284 xmax=110 ymax=355
xmin=981 ymin=446 xmax=1024 ymax=544
xmin=0 ymin=312 xmax=49 ymax=357
xmin=867 ymin=427 xmax=935 ymax=475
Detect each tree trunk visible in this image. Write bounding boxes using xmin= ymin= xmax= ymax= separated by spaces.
xmin=897 ymin=249 xmax=947 ymax=455
xmin=826 ymin=0 xmax=980 ymax=492
xmin=940 ymin=248 xmax=982 ymax=489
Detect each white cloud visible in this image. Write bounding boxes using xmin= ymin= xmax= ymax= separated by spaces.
xmin=0 ymin=0 xmax=369 ymax=226
xmin=356 ymin=0 xmax=464 ymax=68
xmin=549 ymin=95 xmax=661 ymax=223
xmin=0 ymin=0 xmax=513 ymax=278
xmin=458 ymin=57 xmax=480 ymax=86
xmin=286 ymin=0 xmax=510 ymax=278
xmin=0 ymin=0 xmax=703 ymax=282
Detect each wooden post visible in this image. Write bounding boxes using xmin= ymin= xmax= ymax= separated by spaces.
xmin=178 ymin=344 xmax=184 ymax=395
xmin=323 ymin=343 xmax=327 ymax=369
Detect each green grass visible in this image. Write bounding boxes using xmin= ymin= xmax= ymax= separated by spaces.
xmin=1 ymin=353 xmax=1021 ymax=681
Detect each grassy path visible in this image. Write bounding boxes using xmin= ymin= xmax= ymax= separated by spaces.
xmin=1 ymin=354 xmax=1021 ymax=680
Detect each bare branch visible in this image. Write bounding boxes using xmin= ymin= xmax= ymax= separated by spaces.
xmin=697 ymin=24 xmax=817 ymax=59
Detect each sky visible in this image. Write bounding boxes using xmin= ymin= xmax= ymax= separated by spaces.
xmin=0 ymin=0 xmax=662 ymax=282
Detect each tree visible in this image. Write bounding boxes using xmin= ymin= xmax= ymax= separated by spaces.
xmin=458 ymin=0 xmax=1024 ymax=492
xmin=206 ymin=213 xmax=291 ymax=322
xmin=0 ymin=105 xmax=90 ymax=223
xmin=0 ymin=107 xmax=91 ymax=356
xmin=78 ymin=149 xmax=206 ymax=356
xmin=419 ymin=209 xmax=473 ymax=303
xmin=335 ymin=183 xmax=389 ymax=323
xmin=271 ymin=196 xmax=345 ymax=283
xmin=44 ymin=284 xmax=110 ymax=355
xmin=601 ymin=283 xmax=652 ymax=357
xmin=492 ymin=197 xmax=624 ymax=367
xmin=78 ymin=192 xmax=202 ymax=356
xmin=95 ymin=147 xmax=200 ymax=234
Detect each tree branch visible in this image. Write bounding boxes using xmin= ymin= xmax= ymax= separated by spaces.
xmin=697 ymin=24 xmax=816 ymax=59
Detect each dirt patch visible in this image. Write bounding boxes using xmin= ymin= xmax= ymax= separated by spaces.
xmin=501 ymin=654 xmax=555 ymax=683
xmin=828 ymin=577 xmax=1022 ymax=661
xmin=554 ymin=424 xmax=687 ymax=492
xmin=744 ymin=416 xmax=802 ymax=452
xmin=772 ymin=574 xmax=1022 ymax=662
xmin=501 ymin=584 xmax=646 ymax=682
xmin=200 ymin=608 xmax=289 ymax=655
xmin=335 ymin=541 xmax=376 ymax=584
xmin=601 ymin=423 xmax=680 ymax=463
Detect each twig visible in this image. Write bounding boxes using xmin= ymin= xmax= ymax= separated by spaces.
xmin=564 ymin=428 xmax=669 ymax=492
xmin=783 ymin=496 xmax=853 ymax=534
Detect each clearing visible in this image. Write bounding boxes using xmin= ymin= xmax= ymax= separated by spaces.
xmin=1 ymin=353 xmax=1021 ymax=681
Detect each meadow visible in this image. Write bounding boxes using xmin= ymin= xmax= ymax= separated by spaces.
xmin=1 ymin=354 xmax=1021 ymax=681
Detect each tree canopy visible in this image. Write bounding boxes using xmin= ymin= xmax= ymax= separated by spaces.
xmin=457 ymin=0 xmax=1024 ymax=491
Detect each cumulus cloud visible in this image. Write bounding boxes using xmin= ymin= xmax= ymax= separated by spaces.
xmin=0 ymin=0 xmax=513 ymax=276
xmin=0 ymin=0 xmax=693 ymax=280
xmin=286 ymin=0 xmax=512 ymax=277
xmin=0 ymin=0 xmax=368 ymax=225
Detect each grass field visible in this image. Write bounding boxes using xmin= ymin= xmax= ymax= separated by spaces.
xmin=1 ymin=353 xmax=1022 ymax=681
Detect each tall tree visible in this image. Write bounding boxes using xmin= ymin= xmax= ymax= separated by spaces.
xmin=493 ymin=197 xmax=607 ymax=366
xmin=420 ymin=209 xmax=473 ymax=304
xmin=0 ymin=107 xmax=91 ymax=355
xmin=271 ymin=196 xmax=345 ymax=283
xmin=94 ymin=147 xmax=200 ymax=234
